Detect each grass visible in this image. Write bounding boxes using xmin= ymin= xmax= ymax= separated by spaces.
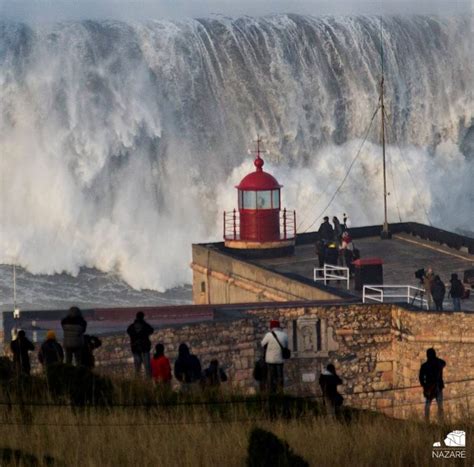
xmin=0 ymin=373 xmax=472 ymax=466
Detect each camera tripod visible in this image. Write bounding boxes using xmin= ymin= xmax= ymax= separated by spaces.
xmin=411 ymin=281 xmax=426 ymax=309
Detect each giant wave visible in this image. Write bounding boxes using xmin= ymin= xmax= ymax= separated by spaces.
xmin=0 ymin=15 xmax=472 ymax=291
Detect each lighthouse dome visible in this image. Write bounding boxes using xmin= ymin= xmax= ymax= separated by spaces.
xmin=236 ymin=156 xmax=282 ymax=191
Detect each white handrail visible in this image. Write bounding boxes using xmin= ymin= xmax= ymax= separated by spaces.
xmin=362 ymin=285 xmax=428 ymax=309
xmin=314 ymin=264 xmax=350 ymax=289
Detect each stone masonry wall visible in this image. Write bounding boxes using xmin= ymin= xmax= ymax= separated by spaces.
xmin=86 ymin=304 xmax=473 ymax=420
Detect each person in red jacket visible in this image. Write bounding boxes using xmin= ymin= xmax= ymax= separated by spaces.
xmin=151 ymin=343 xmax=172 ymax=386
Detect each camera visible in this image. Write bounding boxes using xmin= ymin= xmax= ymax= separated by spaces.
xmin=415 ymin=268 xmax=425 ymax=281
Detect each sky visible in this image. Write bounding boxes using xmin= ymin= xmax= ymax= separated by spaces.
xmin=1 ymin=0 xmax=472 ymax=21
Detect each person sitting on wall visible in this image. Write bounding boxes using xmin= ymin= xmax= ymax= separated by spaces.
xmin=261 ymin=320 xmax=289 ymax=394
xmin=319 ymin=363 xmax=343 ymax=415
xmin=174 ymin=343 xmax=202 ymax=392
xmin=127 ymin=311 xmax=154 ymax=378
xmin=61 ymin=306 xmax=87 ymax=366
xmin=318 ymin=216 xmax=334 ymax=243
xmin=203 ymin=359 xmax=228 ymax=388
xmin=151 ymin=343 xmax=172 ymax=387
xmin=431 ymin=276 xmax=446 ymax=311
xmin=419 ymin=348 xmax=446 ymax=422
xmin=81 ymin=335 xmax=102 ymax=370
xmin=38 ymin=330 xmax=64 ymax=369
xmin=10 ymin=330 xmax=35 ymax=376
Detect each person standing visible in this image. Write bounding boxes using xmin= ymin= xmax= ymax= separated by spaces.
xmin=151 ymin=343 xmax=172 ymax=386
xmin=319 ymin=363 xmax=343 ymax=415
xmin=448 ymin=273 xmax=464 ymax=311
xmin=423 ymin=268 xmax=435 ymax=310
xmin=431 ymin=276 xmax=446 ymax=311
xmin=318 ymin=216 xmax=334 ymax=243
xmin=38 ymin=330 xmax=64 ymax=369
xmin=81 ymin=335 xmax=102 ymax=370
xmin=61 ymin=306 xmax=87 ymax=366
xmin=174 ymin=343 xmax=202 ymax=392
xmin=332 ymin=216 xmax=343 ymax=243
xmin=261 ymin=320 xmax=289 ymax=394
xmin=419 ymin=348 xmax=446 ymax=422
xmin=10 ymin=330 xmax=35 ymax=376
xmin=340 ymin=231 xmax=355 ymax=275
xmin=127 ymin=311 xmax=154 ymax=378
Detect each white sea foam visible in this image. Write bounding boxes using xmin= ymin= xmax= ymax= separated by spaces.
xmin=0 ymin=16 xmax=472 ymax=292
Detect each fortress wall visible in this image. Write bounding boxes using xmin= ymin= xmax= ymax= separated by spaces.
xmin=391 ymin=308 xmax=474 ymax=419
xmin=191 ymin=244 xmax=341 ymax=304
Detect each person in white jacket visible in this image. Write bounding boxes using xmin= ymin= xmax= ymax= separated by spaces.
xmin=261 ymin=320 xmax=288 ymax=393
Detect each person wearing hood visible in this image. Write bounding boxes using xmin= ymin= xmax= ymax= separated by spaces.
xmin=319 ymin=364 xmax=343 ymax=415
xmin=419 ymin=348 xmax=446 ymax=422
xmin=10 ymin=330 xmax=35 ymax=376
xmin=127 ymin=311 xmax=154 ymax=378
xmin=61 ymin=306 xmax=87 ymax=366
xmin=174 ymin=343 xmax=202 ymax=391
xmin=448 ymin=273 xmax=464 ymax=311
xmin=38 ymin=330 xmax=64 ymax=369
xmin=431 ymin=276 xmax=446 ymax=311
xmin=151 ymin=343 xmax=172 ymax=386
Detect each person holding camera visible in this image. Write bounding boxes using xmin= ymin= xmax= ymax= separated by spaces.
xmin=423 ymin=267 xmax=435 ymax=310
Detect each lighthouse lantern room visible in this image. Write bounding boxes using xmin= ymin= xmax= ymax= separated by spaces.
xmin=224 ymin=140 xmax=296 ymax=256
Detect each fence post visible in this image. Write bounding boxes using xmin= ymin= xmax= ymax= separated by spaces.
xmin=283 ymin=208 xmax=287 ymax=240
xmin=363 ymin=286 xmax=366 ymax=303
xmin=233 ymin=209 xmax=236 ymax=240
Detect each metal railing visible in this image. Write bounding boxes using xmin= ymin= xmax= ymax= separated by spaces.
xmin=223 ymin=209 xmax=296 ymax=241
xmin=362 ymin=285 xmax=428 ymax=309
xmin=313 ymin=264 xmax=350 ymax=289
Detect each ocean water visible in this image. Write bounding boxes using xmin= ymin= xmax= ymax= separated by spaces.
xmin=0 ymin=15 xmax=472 ymax=308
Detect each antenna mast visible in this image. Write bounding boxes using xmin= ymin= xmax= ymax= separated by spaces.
xmin=380 ymin=19 xmax=391 ymax=239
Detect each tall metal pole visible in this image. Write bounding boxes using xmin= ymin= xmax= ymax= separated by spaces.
xmin=13 ymin=264 xmax=17 ymax=311
xmin=380 ymin=19 xmax=390 ymax=239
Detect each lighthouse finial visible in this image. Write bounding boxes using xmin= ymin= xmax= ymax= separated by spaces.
xmin=254 ymin=136 xmax=265 ymax=172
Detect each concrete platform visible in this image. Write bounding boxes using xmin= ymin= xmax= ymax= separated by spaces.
xmin=253 ymin=233 xmax=474 ymax=311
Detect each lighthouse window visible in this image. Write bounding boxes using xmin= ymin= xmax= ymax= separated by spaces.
xmin=242 ymin=191 xmax=256 ymax=209
xmin=272 ymin=190 xmax=280 ymax=209
xmin=256 ymin=191 xmax=272 ymax=209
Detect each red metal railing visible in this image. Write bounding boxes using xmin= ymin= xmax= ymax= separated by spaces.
xmin=223 ymin=209 xmax=296 ymax=241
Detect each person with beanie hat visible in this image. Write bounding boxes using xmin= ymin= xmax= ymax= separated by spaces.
xmin=261 ymin=319 xmax=289 ymax=394
xmin=38 ymin=330 xmax=64 ymax=368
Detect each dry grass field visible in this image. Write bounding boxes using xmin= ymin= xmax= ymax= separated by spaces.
xmin=0 ymin=372 xmax=472 ymax=466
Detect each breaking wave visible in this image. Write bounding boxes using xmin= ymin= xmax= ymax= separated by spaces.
xmin=0 ymin=15 xmax=472 ymax=290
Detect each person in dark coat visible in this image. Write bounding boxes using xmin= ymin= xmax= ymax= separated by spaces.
xmin=174 ymin=343 xmax=202 ymax=391
xmin=38 ymin=330 xmax=64 ymax=369
xmin=419 ymin=348 xmax=446 ymax=422
xmin=431 ymin=276 xmax=446 ymax=311
xmin=319 ymin=363 xmax=343 ymax=415
xmin=448 ymin=273 xmax=464 ymax=311
xmin=203 ymin=359 xmax=228 ymax=387
xmin=81 ymin=335 xmax=102 ymax=370
xmin=61 ymin=306 xmax=87 ymax=366
xmin=332 ymin=216 xmax=343 ymax=243
xmin=318 ymin=216 xmax=334 ymax=243
xmin=127 ymin=311 xmax=154 ymax=378
xmin=10 ymin=330 xmax=35 ymax=376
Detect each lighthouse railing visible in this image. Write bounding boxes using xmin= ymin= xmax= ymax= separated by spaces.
xmin=280 ymin=209 xmax=296 ymax=240
xmin=223 ymin=210 xmax=241 ymax=240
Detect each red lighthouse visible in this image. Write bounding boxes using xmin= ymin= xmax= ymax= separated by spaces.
xmin=224 ymin=140 xmax=296 ymax=256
